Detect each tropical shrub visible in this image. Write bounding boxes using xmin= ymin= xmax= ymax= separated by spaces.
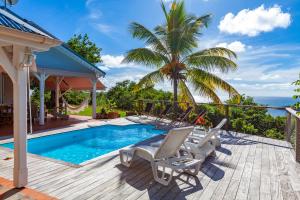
xmin=197 ymin=96 xmax=286 ymax=139
xmin=293 ymin=74 xmax=300 ymax=114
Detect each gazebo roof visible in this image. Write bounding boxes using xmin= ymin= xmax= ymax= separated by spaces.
xmin=0 ymin=7 xmax=106 ymax=78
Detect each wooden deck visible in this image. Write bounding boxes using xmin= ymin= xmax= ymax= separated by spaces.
xmin=0 ymin=132 xmax=300 ymax=200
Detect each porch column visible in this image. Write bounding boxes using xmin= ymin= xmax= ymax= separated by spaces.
xmin=92 ymin=78 xmax=97 ymax=119
xmin=34 ymin=72 xmax=47 ymax=125
xmin=55 ymin=77 xmax=61 ymax=112
xmin=13 ymin=68 xmax=28 ymax=187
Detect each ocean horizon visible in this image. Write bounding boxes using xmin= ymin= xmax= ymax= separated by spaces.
xmin=253 ymin=96 xmax=297 ymax=117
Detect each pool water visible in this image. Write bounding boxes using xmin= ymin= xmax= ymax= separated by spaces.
xmin=0 ymin=124 xmax=165 ymax=164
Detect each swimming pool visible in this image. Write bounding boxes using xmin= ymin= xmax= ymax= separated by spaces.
xmin=0 ymin=124 xmax=165 ymax=165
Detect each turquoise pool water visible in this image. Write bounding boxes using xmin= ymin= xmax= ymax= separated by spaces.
xmin=0 ymin=124 xmax=165 ymax=165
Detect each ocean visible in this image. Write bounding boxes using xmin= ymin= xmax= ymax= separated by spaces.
xmin=253 ymin=96 xmax=297 ymax=117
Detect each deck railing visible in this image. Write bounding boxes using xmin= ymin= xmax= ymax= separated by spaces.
xmin=285 ymin=108 xmax=300 ymax=162
xmin=135 ymin=99 xmax=300 ymax=162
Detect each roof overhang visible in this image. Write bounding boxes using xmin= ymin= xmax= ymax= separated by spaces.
xmin=35 ymin=45 xmax=105 ymax=78
xmin=0 ymin=26 xmax=61 ymax=51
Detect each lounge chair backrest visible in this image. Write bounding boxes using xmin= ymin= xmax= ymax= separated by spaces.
xmin=161 ymin=104 xmax=172 ymax=115
xmin=197 ymin=118 xmax=227 ymax=146
xmin=154 ymin=126 xmax=194 ymax=159
xmin=145 ymin=103 xmax=153 ymax=113
xmin=215 ymin=118 xmax=227 ymax=129
xmin=178 ymin=106 xmax=193 ymax=119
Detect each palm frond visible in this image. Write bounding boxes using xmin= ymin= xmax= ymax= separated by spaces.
xmin=189 ymin=77 xmax=222 ymax=104
xmin=123 ymin=48 xmax=168 ymax=67
xmin=135 ymin=70 xmax=165 ymax=91
xmin=188 ymin=47 xmax=237 ymax=59
xmin=185 ymin=54 xmax=237 ymax=73
xmin=178 ymin=79 xmax=196 ymax=106
xmin=187 ymin=68 xmax=240 ymax=99
xmin=129 ymin=22 xmax=169 ymax=56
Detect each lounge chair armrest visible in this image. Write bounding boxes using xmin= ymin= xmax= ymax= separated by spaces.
xmin=155 ymin=157 xmax=202 ymax=170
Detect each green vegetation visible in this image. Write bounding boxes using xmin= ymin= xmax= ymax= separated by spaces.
xmin=73 ymin=80 xmax=172 ymax=117
xmin=293 ymin=74 xmax=300 ymax=114
xmin=72 ymin=106 xmax=126 ymax=118
xmin=196 ymin=96 xmax=286 ymax=140
xmin=63 ymin=91 xmax=90 ymax=105
xmin=67 ymin=33 xmax=102 ymax=64
xmin=123 ymin=0 xmax=239 ymax=108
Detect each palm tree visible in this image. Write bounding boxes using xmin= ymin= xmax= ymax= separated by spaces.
xmin=123 ymin=0 xmax=240 ymax=109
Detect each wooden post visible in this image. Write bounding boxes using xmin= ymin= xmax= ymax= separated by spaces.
xmin=55 ymin=77 xmax=61 ymax=113
xmin=296 ymin=118 xmax=300 ymax=162
xmin=225 ymin=105 xmax=229 ymax=131
xmin=91 ymin=78 xmax=97 ymax=119
xmin=285 ymin=112 xmax=292 ymax=142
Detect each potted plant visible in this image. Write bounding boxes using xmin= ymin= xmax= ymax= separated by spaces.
xmin=96 ymin=108 xmax=108 ymax=119
xmin=106 ymin=100 xmax=120 ymax=119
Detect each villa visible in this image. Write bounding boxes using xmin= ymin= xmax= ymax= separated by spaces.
xmin=0 ymin=2 xmax=300 ymax=200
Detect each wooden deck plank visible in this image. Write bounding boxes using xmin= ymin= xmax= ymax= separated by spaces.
xmin=247 ymin=136 xmax=263 ymax=200
xmin=234 ymin=135 xmax=257 ymax=200
xmin=222 ymin=136 xmax=252 ymax=200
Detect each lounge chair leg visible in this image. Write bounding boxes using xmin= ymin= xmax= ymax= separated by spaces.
xmin=184 ymin=162 xmax=202 ymax=176
xmin=119 ymin=150 xmax=134 ymax=167
xmin=151 ymin=162 xmax=174 ymax=186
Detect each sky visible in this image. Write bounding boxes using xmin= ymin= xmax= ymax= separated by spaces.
xmin=8 ymin=0 xmax=300 ymax=101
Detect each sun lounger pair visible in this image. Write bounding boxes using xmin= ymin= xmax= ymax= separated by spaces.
xmin=119 ymin=126 xmax=202 ymax=186
xmin=119 ymin=119 xmax=227 ymax=185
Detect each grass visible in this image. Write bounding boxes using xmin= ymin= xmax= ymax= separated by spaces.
xmin=71 ymin=106 xmax=127 ymax=117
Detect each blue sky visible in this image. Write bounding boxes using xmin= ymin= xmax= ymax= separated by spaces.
xmin=9 ymin=0 xmax=300 ymax=100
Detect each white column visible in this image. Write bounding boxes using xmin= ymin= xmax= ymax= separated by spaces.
xmin=39 ymin=73 xmax=46 ymax=125
xmin=13 ymin=68 xmax=28 ymax=188
xmin=92 ymin=78 xmax=97 ymax=119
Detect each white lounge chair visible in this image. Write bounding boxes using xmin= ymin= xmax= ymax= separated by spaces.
xmin=189 ymin=118 xmax=227 ymax=148
xmin=119 ymin=126 xmax=202 ymax=186
xmin=185 ymin=119 xmax=227 ymax=160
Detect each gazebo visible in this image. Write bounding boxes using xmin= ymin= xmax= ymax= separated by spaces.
xmin=0 ymin=6 xmax=106 ymax=187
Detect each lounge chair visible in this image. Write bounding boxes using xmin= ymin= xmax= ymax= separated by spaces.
xmin=155 ymin=104 xmax=172 ymax=122
xmin=190 ymin=118 xmax=227 ymax=148
xmin=119 ymin=126 xmax=202 ymax=186
xmin=138 ymin=102 xmax=153 ymax=118
xmin=186 ymin=119 xmax=228 ymax=160
xmin=169 ymin=106 xmax=193 ymax=127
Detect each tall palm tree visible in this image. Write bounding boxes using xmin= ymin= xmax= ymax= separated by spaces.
xmin=123 ymin=0 xmax=240 ymax=109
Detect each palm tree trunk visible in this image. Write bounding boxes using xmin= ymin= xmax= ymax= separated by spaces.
xmin=173 ymin=76 xmax=178 ymax=115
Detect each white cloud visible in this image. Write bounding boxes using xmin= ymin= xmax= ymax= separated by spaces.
xmin=101 ymin=54 xmax=136 ymax=69
xmin=94 ymin=23 xmax=113 ymax=34
xmin=216 ymin=41 xmax=246 ymax=53
xmin=102 ymin=55 xmax=126 ymax=68
xmin=219 ymin=5 xmax=291 ymax=37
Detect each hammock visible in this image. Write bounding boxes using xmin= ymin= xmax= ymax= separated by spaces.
xmin=62 ymin=97 xmax=89 ymax=114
